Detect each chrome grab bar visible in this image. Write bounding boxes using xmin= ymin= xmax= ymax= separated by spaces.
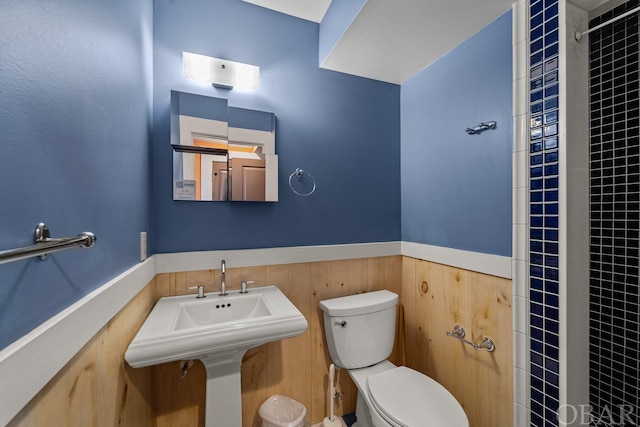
xmin=446 ymin=325 xmax=495 ymax=352
xmin=0 ymin=223 xmax=96 ymax=265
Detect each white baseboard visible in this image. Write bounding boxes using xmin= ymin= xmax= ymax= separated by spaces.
xmin=155 ymin=241 xmax=402 ymax=273
xmin=0 ymin=241 xmax=510 ymax=425
xmin=401 ymin=241 xmax=512 ymax=279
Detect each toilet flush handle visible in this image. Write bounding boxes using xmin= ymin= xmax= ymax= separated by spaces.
xmin=334 ymin=319 xmax=347 ymax=328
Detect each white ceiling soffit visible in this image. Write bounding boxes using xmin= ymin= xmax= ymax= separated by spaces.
xmin=242 ymin=0 xmax=332 ymax=22
xmin=320 ymin=0 xmax=514 ymax=84
xmin=241 ymin=0 xmax=624 ymax=85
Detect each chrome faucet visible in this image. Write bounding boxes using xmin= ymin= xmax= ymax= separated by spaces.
xmin=219 ymin=259 xmax=228 ymax=296
xmin=188 ymin=284 xmax=206 ymax=299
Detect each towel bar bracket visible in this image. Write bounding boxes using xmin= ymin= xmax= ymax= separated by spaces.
xmin=446 ymin=324 xmax=495 ymax=352
xmin=35 ymin=223 xmax=56 ymax=259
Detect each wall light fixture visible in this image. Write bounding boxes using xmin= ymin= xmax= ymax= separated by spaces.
xmin=182 ymin=52 xmax=260 ymax=90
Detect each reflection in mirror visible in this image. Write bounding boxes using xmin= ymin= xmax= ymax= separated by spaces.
xmin=170 ymin=91 xmax=277 ymax=202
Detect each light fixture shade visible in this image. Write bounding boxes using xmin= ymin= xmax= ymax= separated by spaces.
xmin=183 ymin=52 xmax=259 ymax=90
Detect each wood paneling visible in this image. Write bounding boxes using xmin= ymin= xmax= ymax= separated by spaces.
xmin=10 ymin=255 xmax=512 ymax=427
xmin=154 ymin=256 xmax=403 ymax=427
xmin=8 ymin=279 xmax=157 ymax=427
xmin=400 ymin=257 xmax=513 ymax=427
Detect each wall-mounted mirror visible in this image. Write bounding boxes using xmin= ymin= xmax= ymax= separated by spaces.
xmin=171 ymin=91 xmax=277 ymax=202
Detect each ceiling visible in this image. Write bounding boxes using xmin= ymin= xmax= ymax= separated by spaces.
xmin=243 ymin=0 xmax=332 ymax=23
xmin=243 ymin=0 xmax=619 ymax=84
xmin=319 ymin=0 xmax=513 ymax=84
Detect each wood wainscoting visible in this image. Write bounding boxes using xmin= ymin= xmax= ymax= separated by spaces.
xmin=401 ymin=257 xmax=513 ymax=427
xmin=7 ymin=279 xmax=157 ymax=427
xmin=7 ymin=255 xmax=512 ymax=427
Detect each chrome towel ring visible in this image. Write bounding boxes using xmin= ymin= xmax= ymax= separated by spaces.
xmin=288 ymin=168 xmax=316 ymax=196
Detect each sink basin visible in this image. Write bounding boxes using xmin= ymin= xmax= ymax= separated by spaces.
xmin=125 ymin=285 xmax=308 ymax=427
xmin=125 ymin=285 xmax=307 ymax=368
xmin=173 ymin=293 xmax=271 ymax=330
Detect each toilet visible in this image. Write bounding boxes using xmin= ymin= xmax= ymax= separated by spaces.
xmin=319 ymin=290 xmax=469 ymax=427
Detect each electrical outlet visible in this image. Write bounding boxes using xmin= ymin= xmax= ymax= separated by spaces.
xmin=140 ymin=232 xmax=147 ymax=261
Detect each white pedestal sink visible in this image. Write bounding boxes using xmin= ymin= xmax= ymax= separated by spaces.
xmin=125 ymin=285 xmax=308 ymax=427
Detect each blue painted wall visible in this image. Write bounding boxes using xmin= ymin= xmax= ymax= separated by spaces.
xmin=400 ymin=11 xmax=513 ymax=257
xmin=152 ymin=0 xmax=401 ymax=253
xmin=0 ymin=0 xmax=152 ymax=349
xmin=0 ymin=0 xmax=511 ymax=351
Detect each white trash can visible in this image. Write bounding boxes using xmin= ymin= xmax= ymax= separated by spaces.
xmin=259 ymin=395 xmax=307 ymax=427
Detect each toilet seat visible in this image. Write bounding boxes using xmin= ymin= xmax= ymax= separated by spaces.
xmin=366 ymin=366 xmax=469 ymax=427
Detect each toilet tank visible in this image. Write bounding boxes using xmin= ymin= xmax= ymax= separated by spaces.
xmin=319 ymin=290 xmax=398 ymax=369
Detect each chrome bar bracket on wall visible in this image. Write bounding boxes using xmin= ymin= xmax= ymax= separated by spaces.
xmin=0 ymin=223 xmax=97 ymax=265
xmin=446 ymin=324 xmax=495 ymax=352
xmin=465 ymin=121 xmax=497 ymax=135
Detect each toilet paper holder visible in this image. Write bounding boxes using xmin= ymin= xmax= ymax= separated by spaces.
xmin=446 ymin=325 xmax=495 ymax=352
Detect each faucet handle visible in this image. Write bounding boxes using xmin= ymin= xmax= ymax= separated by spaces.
xmin=188 ymin=285 xmax=206 ymax=299
xmin=240 ymin=280 xmax=254 ymax=294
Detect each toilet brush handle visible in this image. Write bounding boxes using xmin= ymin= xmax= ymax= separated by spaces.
xmin=329 ymin=363 xmax=335 ymax=420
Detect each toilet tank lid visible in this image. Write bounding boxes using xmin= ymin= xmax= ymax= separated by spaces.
xmin=319 ymin=290 xmax=398 ymax=316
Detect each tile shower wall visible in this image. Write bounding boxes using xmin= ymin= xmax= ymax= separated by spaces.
xmin=529 ymin=0 xmax=561 ymax=425
xmin=589 ymin=2 xmax=640 ymax=424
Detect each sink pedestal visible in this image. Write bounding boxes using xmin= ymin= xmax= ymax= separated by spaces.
xmin=124 ymin=286 xmax=308 ymax=426
xmin=201 ymin=350 xmax=247 ymax=427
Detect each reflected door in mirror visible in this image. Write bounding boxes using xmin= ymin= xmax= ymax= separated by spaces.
xmin=230 ymin=158 xmax=266 ymax=201
xmin=211 ymin=161 xmax=228 ymax=201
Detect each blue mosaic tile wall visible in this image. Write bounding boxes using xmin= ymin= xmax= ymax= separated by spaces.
xmin=529 ymin=0 xmax=560 ymax=426
xmin=589 ymin=1 xmax=640 ymax=424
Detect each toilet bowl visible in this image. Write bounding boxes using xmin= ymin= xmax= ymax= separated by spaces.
xmin=352 ymin=361 xmax=468 ymax=427
xmin=319 ymin=290 xmax=468 ymax=427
